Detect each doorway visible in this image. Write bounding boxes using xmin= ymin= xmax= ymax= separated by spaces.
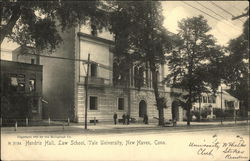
xmin=139 ymin=100 xmax=147 ymax=117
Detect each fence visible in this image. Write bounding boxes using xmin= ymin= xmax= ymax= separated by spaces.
xmin=190 ymin=108 xmax=249 ymax=122
xmin=0 ymin=116 xmax=105 ymax=128
xmin=0 ymin=117 xmax=72 ymax=127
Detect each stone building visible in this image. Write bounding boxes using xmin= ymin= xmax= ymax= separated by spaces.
xmin=0 ymin=60 xmax=43 ymax=119
xmin=12 ymin=24 xmax=180 ymax=123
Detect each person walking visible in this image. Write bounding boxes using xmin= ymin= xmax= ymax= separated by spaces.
xmin=122 ymin=113 xmax=126 ymax=125
xmin=144 ymin=114 xmax=148 ymax=124
xmin=126 ymin=114 xmax=130 ymax=125
xmin=113 ymin=112 xmax=118 ymax=125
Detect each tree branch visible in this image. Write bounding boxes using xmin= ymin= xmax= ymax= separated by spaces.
xmin=0 ymin=5 xmax=21 ymax=44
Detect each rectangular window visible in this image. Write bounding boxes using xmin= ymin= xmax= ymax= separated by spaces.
xmin=224 ymin=100 xmax=227 ymax=108
xmin=118 ymin=98 xmax=124 ymax=110
xmin=208 ymin=96 xmax=212 ymax=103
xmin=10 ymin=77 xmax=18 ymax=92
xmin=202 ymin=96 xmax=207 ymax=103
xmin=228 ymin=101 xmax=234 ymax=108
xmin=145 ymin=69 xmax=149 ymax=87
xmin=17 ymin=75 xmax=25 ymax=92
xmin=89 ymin=96 xmax=98 ymax=110
xmin=31 ymin=59 xmax=35 ymax=64
xmin=9 ymin=74 xmax=25 ymax=92
xmin=212 ymin=96 xmax=216 ymax=103
xmin=225 ymin=100 xmax=234 ymax=109
xmin=29 ymin=79 xmax=36 ymax=92
xmin=90 ymin=64 xmax=97 ymax=77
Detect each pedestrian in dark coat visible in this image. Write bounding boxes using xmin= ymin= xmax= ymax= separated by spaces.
xmin=144 ymin=114 xmax=148 ymax=124
xmin=171 ymin=99 xmax=179 ymax=126
xmin=126 ymin=114 xmax=130 ymax=125
xmin=113 ymin=113 xmax=117 ymax=125
xmin=143 ymin=114 xmax=146 ymax=124
xmin=122 ymin=114 xmax=126 ymax=125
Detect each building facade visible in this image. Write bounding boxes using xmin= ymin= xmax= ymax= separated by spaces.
xmin=0 ymin=60 xmax=43 ymax=119
xmin=12 ymin=24 xmax=179 ymax=123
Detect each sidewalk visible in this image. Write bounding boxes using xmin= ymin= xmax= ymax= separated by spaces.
xmin=1 ymin=120 xmax=249 ymax=133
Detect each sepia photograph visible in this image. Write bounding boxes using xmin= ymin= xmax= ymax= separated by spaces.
xmin=1 ymin=1 xmax=249 ymax=160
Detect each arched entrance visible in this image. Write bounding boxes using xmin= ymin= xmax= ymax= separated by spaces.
xmin=139 ymin=100 xmax=147 ymax=117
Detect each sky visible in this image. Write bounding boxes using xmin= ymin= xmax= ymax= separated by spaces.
xmin=162 ymin=1 xmax=248 ymax=46
xmin=1 ymin=1 xmax=249 ymax=52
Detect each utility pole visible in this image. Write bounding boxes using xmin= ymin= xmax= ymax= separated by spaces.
xmin=221 ymin=85 xmax=223 ymax=125
xmin=85 ymin=54 xmax=90 ymax=129
xmin=199 ymin=95 xmax=201 ymax=122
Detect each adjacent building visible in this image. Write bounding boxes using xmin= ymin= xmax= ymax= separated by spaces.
xmin=192 ymin=90 xmax=239 ymax=119
xmin=0 ymin=60 xmax=43 ymax=119
xmin=193 ymin=91 xmax=239 ymax=111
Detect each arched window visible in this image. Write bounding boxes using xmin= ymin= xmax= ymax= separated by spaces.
xmin=134 ymin=66 xmax=139 ymax=87
xmin=145 ymin=68 xmax=149 ymax=87
xmin=139 ymin=67 xmax=145 ymax=87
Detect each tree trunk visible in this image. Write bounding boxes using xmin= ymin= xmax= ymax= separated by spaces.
xmin=187 ymin=88 xmax=192 ymax=126
xmin=198 ymin=95 xmax=201 ymax=122
xmin=186 ymin=105 xmax=191 ymax=126
xmin=151 ymin=64 xmax=164 ymax=126
xmin=187 ymin=51 xmax=193 ymax=126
